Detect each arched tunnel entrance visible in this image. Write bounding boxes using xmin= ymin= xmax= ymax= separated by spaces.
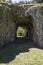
xmin=15 ymin=15 xmax=34 ymax=41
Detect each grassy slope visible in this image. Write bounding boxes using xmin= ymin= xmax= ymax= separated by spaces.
xmin=0 ymin=40 xmax=43 ymax=65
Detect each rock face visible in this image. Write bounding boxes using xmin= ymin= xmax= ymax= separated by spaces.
xmin=0 ymin=6 xmax=16 ymax=47
xmin=26 ymin=6 xmax=43 ymax=47
xmin=0 ymin=5 xmax=43 ymax=48
xmin=0 ymin=21 xmax=16 ymax=47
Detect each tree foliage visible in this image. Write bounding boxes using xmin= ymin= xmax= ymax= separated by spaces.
xmin=0 ymin=0 xmax=5 ymax=2
xmin=33 ymin=0 xmax=43 ymax=3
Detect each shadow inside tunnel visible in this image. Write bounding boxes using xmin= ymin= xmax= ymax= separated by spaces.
xmin=0 ymin=39 xmax=40 ymax=63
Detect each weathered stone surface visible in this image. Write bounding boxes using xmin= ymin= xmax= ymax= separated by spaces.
xmin=0 ymin=21 xmax=16 ymax=47
xmin=0 ymin=5 xmax=43 ymax=48
xmin=26 ymin=6 xmax=43 ymax=47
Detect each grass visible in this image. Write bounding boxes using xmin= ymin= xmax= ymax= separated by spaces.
xmin=0 ymin=40 xmax=43 ymax=65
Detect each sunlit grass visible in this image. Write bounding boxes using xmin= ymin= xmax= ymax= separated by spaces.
xmin=0 ymin=42 xmax=43 ymax=65
xmin=9 ymin=48 xmax=43 ymax=65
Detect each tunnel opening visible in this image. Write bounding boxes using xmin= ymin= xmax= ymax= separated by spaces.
xmin=15 ymin=15 xmax=34 ymax=41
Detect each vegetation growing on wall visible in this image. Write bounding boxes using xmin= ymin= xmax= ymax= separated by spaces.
xmin=0 ymin=6 xmax=4 ymax=21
